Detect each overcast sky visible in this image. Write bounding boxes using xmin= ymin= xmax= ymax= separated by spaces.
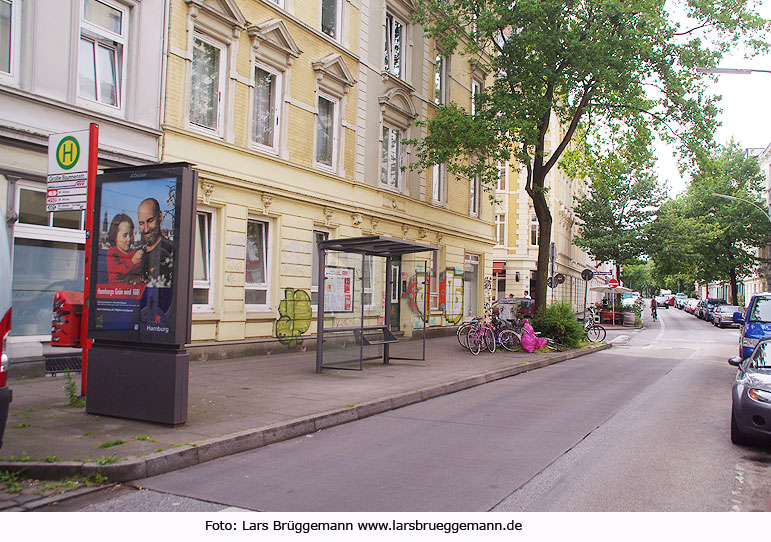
xmin=658 ymin=0 xmax=771 ymax=195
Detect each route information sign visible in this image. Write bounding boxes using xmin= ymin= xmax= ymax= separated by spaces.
xmin=47 ymin=130 xmax=90 ymax=211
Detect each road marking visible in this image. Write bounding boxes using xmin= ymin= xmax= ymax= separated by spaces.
xmin=643 ymin=311 xmax=666 ymax=349
xmin=609 ymin=335 xmax=630 ymax=344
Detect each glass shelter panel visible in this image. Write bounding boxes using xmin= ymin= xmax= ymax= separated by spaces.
xmin=388 ymin=251 xmax=432 ymax=361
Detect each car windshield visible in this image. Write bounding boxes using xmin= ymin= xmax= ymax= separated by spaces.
xmin=752 ymin=341 xmax=771 ymax=368
xmin=720 ymin=306 xmax=739 ymax=313
xmin=748 ymin=297 xmax=771 ymax=323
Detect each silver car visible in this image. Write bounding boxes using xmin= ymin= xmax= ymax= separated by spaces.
xmin=713 ymin=305 xmax=740 ymax=328
xmin=729 ymin=339 xmax=771 ymax=445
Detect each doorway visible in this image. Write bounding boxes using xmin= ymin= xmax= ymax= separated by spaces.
xmin=390 ymin=256 xmax=401 ymax=330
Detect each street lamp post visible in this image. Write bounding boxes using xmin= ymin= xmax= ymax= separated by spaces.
xmin=711 ymin=192 xmax=771 ymax=223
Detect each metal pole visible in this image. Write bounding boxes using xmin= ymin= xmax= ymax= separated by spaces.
xmin=384 ymin=255 xmax=392 ymax=365
xmin=360 ymin=253 xmax=365 ymax=369
xmin=315 ymin=246 xmax=326 ymax=373
xmin=80 ymin=123 xmax=98 ymax=396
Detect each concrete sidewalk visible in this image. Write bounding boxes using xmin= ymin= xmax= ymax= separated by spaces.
xmin=0 ymin=335 xmax=610 ymax=484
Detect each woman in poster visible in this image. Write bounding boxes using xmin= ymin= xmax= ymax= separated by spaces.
xmin=106 ymin=213 xmax=144 ymax=284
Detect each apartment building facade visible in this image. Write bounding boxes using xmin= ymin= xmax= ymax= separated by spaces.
xmin=162 ymin=0 xmax=495 ymax=359
xmin=1 ymin=0 xmax=168 ymax=361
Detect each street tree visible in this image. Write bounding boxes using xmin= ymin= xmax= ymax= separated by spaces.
xmin=408 ymin=0 xmax=768 ymax=314
xmin=563 ymin=127 xmax=666 ymax=282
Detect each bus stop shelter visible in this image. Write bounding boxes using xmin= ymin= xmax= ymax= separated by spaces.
xmin=315 ymin=235 xmax=438 ymax=373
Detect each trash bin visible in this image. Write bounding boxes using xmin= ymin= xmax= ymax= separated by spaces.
xmin=52 ymin=290 xmax=83 ymax=347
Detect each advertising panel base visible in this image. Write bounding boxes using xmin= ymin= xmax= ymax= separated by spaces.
xmin=86 ymin=344 xmax=188 ymax=425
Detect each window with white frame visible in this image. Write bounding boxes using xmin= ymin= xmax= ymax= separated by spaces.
xmin=495 ymin=213 xmax=505 ymax=246
xmin=78 ymin=0 xmax=127 ymax=108
xmin=315 ymin=94 xmax=338 ymax=170
xmin=252 ymin=65 xmax=281 ymax=152
xmin=432 ymin=163 xmax=445 ymax=204
xmin=471 ymin=79 xmax=481 ymax=115
xmin=245 ymin=218 xmax=270 ymax=309
xmin=497 ymin=161 xmax=507 ymax=191
xmin=321 ymin=0 xmax=341 ymax=41
xmin=193 ymin=209 xmax=214 ymax=309
xmin=311 ymin=230 xmax=328 ymax=307
xmin=12 ymin=182 xmax=86 ymax=337
xmin=384 ymin=12 xmax=404 ymax=79
xmin=1 ymin=0 xmax=21 ymax=80
xmin=434 ymin=53 xmax=447 ymax=105
xmin=469 ymin=176 xmax=479 ymax=216
xmin=430 ymin=249 xmax=439 ymax=309
xmin=381 ymin=124 xmax=402 ymax=189
xmin=362 ymin=255 xmax=374 ymax=307
xmin=190 ymin=34 xmax=225 ymax=134
xmin=530 ymin=214 xmax=539 ymax=246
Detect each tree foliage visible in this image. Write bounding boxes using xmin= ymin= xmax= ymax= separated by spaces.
xmin=408 ymin=0 xmax=768 ymax=314
xmin=564 ymin=126 xmax=666 ymax=280
xmin=648 ymin=142 xmax=771 ymax=304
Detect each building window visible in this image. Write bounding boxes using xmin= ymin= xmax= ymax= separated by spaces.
xmin=530 ymin=214 xmax=539 ymax=246
xmin=0 ymin=0 xmax=21 ymax=79
xmin=381 ymin=124 xmax=402 ymax=189
xmin=497 ymin=161 xmax=507 ymax=191
xmin=311 ymin=230 xmax=329 ymax=307
xmin=430 ymin=249 xmax=439 ymax=309
xmin=362 ymin=255 xmax=374 ymax=307
xmin=469 ymin=176 xmax=479 ymax=216
xmin=245 ymin=218 xmax=270 ymax=309
xmin=79 ymin=0 xmax=127 ymax=108
xmin=432 ymin=163 xmax=445 ymax=204
xmin=190 ymin=34 xmax=224 ymax=134
xmin=193 ymin=210 xmax=214 ymax=309
xmin=321 ymin=0 xmax=340 ymax=41
xmin=384 ymin=12 xmax=404 ymax=79
xmin=471 ymin=79 xmax=481 ymax=115
xmin=495 ymin=214 xmax=505 ymax=246
xmin=252 ymin=65 xmax=281 ymax=152
xmin=434 ymin=53 xmax=447 ymax=105
xmin=315 ymin=95 xmax=337 ymax=170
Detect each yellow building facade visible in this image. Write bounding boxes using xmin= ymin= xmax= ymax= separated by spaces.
xmin=162 ymin=0 xmax=494 ymax=358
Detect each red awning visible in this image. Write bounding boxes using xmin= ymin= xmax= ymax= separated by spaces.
xmin=493 ymin=261 xmax=505 ymax=274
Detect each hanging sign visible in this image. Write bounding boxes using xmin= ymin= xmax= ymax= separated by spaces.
xmin=47 ymin=130 xmax=91 ymax=211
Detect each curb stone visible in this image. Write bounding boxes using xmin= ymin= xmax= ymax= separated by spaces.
xmin=0 ymin=343 xmax=611 ymax=486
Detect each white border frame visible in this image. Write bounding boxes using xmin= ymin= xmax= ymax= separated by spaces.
xmin=0 ymin=0 xmax=21 ymax=85
xmin=244 ymin=215 xmax=272 ymax=312
xmin=192 ymin=207 xmax=215 ymax=313
xmin=189 ymin=31 xmax=227 ymax=138
xmin=250 ymin=62 xmax=282 ymax=155
xmin=314 ymin=92 xmax=339 ymax=174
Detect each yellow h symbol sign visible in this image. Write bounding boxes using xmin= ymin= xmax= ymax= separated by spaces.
xmin=56 ymin=136 xmax=81 ymax=170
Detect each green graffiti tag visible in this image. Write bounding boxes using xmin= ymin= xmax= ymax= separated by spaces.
xmin=275 ymin=289 xmax=312 ymax=348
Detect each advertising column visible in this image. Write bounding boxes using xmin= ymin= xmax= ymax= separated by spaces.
xmin=85 ymin=163 xmax=197 ymax=425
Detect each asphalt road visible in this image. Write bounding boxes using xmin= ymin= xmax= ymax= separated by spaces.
xmin=56 ymin=307 xmax=771 ymax=512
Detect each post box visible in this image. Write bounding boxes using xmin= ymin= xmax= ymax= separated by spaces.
xmin=52 ymin=291 xmax=83 ymax=347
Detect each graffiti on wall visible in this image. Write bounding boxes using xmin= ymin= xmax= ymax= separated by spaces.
xmin=483 ymin=276 xmax=493 ymax=312
xmin=406 ymin=273 xmax=431 ymax=321
xmin=440 ymin=268 xmax=463 ymax=324
xmin=275 ymin=289 xmax=312 ymax=348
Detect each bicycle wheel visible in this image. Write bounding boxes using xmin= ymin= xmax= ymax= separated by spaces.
xmin=484 ymin=327 xmax=496 ymax=353
xmin=498 ymin=329 xmax=521 ymax=351
xmin=467 ymin=330 xmax=482 ymax=355
xmin=586 ymin=323 xmax=606 ymax=342
xmin=457 ymin=324 xmax=472 ymax=350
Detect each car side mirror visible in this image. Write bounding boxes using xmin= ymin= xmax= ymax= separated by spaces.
xmin=728 ymin=356 xmax=744 ymax=367
xmin=733 ymin=312 xmax=744 ymax=324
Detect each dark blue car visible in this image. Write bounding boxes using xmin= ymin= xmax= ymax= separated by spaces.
xmin=735 ymin=293 xmax=771 ymax=359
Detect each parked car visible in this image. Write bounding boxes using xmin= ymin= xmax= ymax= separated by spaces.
xmin=621 ymin=293 xmax=636 ymax=308
xmin=695 ymin=300 xmax=707 ymax=319
xmin=712 ymin=305 xmax=741 ymax=328
xmin=655 ymin=295 xmax=670 ymax=308
xmin=674 ymin=293 xmax=687 ymax=308
xmin=728 ymin=339 xmax=771 ymax=444
xmin=687 ymin=299 xmax=699 ymax=314
xmin=704 ymin=299 xmax=728 ymax=323
xmin=734 ymin=292 xmax=771 ymax=359
xmin=1 ymin=215 xmax=12 ymax=449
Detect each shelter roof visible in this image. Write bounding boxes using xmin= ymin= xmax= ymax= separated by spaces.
xmin=318 ymin=235 xmax=438 ymax=257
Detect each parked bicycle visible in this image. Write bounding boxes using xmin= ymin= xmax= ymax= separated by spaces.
xmin=582 ymin=307 xmax=606 ymax=342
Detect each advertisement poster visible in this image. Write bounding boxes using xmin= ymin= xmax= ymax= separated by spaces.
xmin=324 ymin=266 xmax=354 ymax=313
xmin=88 ymin=163 xmax=195 ymax=346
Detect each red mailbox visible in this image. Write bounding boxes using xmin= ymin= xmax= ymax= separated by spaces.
xmin=52 ymin=291 xmax=83 ymax=347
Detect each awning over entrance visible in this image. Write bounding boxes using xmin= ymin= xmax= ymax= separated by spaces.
xmin=493 ymin=261 xmax=505 ymax=274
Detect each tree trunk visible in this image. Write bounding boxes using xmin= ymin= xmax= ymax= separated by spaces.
xmin=532 ymin=182 xmax=552 ymax=316
xmin=729 ymin=267 xmax=739 ymax=306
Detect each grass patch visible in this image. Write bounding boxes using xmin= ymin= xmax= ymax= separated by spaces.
xmin=1 ymin=469 xmax=25 ymax=493
xmin=11 ymin=423 xmax=31 ymax=429
xmin=96 ymin=454 xmax=118 ymax=465
xmin=44 ymin=456 xmax=58 ymax=463
xmin=98 ymin=440 xmax=127 ymax=449
xmin=8 ymin=451 xmax=32 ymax=462
xmin=64 ymin=370 xmax=86 ymax=407
xmin=136 ymin=435 xmax=157 ymax=442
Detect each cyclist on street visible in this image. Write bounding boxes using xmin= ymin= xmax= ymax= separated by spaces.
xmin=650 ymin=298 xmax=658 ymax=321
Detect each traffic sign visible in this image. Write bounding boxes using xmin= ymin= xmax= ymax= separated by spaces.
xmin=581 ymin=269 xmax=594 ymax=281
xmin=608 ymin=278 xmax=619 ymax=288
xmin=48 ymin=130 xmax=90 ymax=211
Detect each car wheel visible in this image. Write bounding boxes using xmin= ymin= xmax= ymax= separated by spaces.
xmin=731 ymin=410 xmax=750 ymax=445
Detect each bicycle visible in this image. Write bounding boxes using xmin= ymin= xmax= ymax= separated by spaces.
xmin=582 ymin=307 xmax=606 ymax=342
xmin=491 ymin=314 xmax=521 ymax=351
xmin=466 ymin=316 xmax=496 ymax=355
